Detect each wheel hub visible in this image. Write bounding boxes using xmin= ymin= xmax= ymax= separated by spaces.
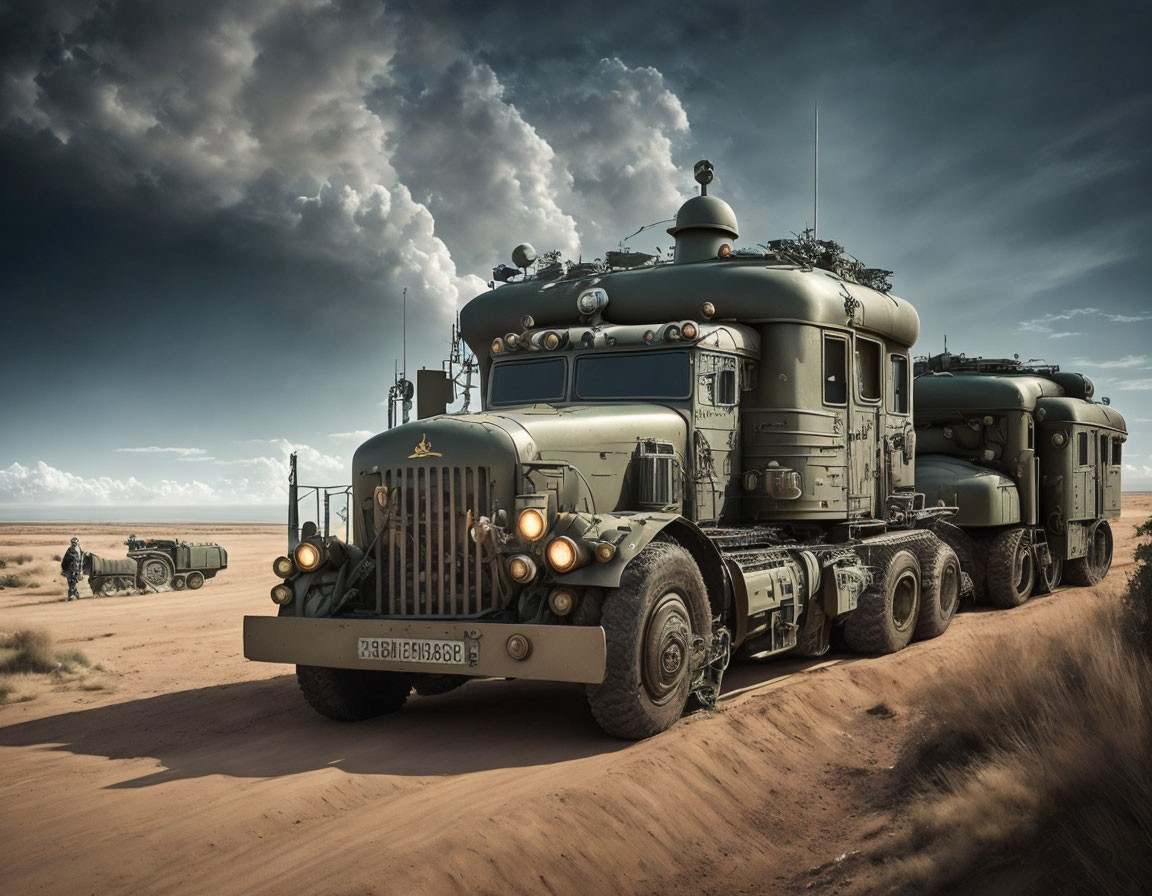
xmin=642 ymin=592 xmax=691 ymax=704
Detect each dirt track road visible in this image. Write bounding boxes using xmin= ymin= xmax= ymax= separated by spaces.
xmin=1 ymin=501 xmax=1146 ymax=895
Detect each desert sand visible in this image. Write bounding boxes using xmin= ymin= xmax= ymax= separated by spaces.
xmin=0 ymin=500 xmax=1147 ymax=895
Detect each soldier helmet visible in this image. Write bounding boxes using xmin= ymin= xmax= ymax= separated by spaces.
xmin=70 ymin=536 xmax=79 ymax=544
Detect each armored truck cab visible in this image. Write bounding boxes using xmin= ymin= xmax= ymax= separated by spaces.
xmin=245 ymin=163 xmax=1055 ymax=738
xmin=914 ymin=353 xmax=1125 ymax=605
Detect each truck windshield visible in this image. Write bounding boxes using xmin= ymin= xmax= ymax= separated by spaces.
xmin=575 ymin=351 xmax=690 ymax=400
xmin=489 ymin=358 xmax=567 ymax=405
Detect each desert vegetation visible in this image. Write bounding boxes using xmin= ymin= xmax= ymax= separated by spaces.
xmin=878 ymin=518 xmax=1152 ymax=894
xmin=0 ymin=627 xmax=102 ymax=704
xmin=0 ymin=552 xmax=43 ymax=590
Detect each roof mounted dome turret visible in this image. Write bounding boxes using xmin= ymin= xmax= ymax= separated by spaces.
xmin=668 ymin=160 xmax=739 ymax=264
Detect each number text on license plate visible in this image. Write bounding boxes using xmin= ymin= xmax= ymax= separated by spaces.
xmin=357 ymin=637 xmax=466 ymax=665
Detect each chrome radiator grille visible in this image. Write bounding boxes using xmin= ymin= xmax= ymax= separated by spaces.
xmin=379 ymin=465 xmax=494 ymax=616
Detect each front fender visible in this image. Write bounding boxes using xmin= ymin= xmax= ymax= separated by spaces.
xmin=553 ymin=512 xmax=731 ymax=618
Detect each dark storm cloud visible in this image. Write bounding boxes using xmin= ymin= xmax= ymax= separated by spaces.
xmin=2 ymin=0 xmax=1150 ymax=503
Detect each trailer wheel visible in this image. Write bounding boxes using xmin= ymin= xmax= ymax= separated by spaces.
xmin=933 ymin=521 xmax=984 ymax=601
xmin=1033 ymin=553 xmax=1063 ymax=595
xmin=586 ymin=541 xmax=710 ymax=740
xmin=913 ymin=543 xmax=961 ymax=640
xmin=843 ymin=548 xmax=921 ymax=655
xmin=96 ymin=578 xmax=116 ymax=597
xmin=986 ymin=528 xmax=1034 ymax=608
xmin=186 ymin=571 xmax=205 ymax=590
xmin=172 ymin=576 xmax=186 ymax=590
xmin=296 ymin=665 xmax=412 ymax=721
xmin=1065 ymin=520 xmax=1113 ymax=587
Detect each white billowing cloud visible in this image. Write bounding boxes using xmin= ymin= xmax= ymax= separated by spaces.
xmin=0 ymin=438 xmax=348 ymax=506
xmin=115 ymin=446 xmax=208 ymax=456
xmin=329 ymin=431 xmax=375 ymax=441
xmin=1020 ymin=308 xmax=1152 ymax=338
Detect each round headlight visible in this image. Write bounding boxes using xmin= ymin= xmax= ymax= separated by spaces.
xmin=521 ymin=313 xmax=535 ymax=330
xmin=272 ymin=555 xmax=295 ymax=578
xmin=294 ymin=540 xmax=324 ymax=572
xmin=548 ymin=587 xmax=578 ymax=616
xmin=546 ymin=536 xmax=579 ymax=573
xmin=492 ymin=337 xmax=505 ymax=354
xmin=508 ymin=554 xmax=538 ymax=584
xmin=701 ymin=301 xmax=716 ymax=319
xmin=505 ymin=332 xmax=520 ymax=349
xmin=543 ymin=331 xmax=562 ymax=350
xmin=1052 ymin=431 xmax=1068 ymax=448
xmin=517 ymin=508 xmax=547 ymax=541
xmin=374 ymin=485 xmax=389 ymax=509
xmin=594 ymin=542 xmax=616 ymax=563
xmin=681 ymin=321 xmax=699 ymax=340
xmin=665 ymin=325 xmax=681 ymax=341
xmin=270 ymin=583 xmax=294 ymax=605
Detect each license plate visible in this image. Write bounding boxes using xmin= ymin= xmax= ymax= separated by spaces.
xmin=357 ymin=636 xmax=467 ymax=666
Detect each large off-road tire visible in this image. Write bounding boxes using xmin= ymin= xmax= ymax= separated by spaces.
xmin=933 ymin=520 xmax=984 ymax=601
xmin=1033 ymin=552 xmax=1063 ymax=595
xmin=913 ymin=542 xmax=961 ymax=641
xmin=1065 ymin=520 xmax=1114 ymax=587
xmin=296 ymin=665 xmax=412 ymax=721
xmin=185 ymin=571 xmax=205 ymax=590
xmin=843 ymin=548 xmax=921 ymax=655
xmin=140 ymin=556 xmax=173 ymax=590
xmin=986 ymin=528 xmax=1035 ymax=608
xmin=586 ymin=541 xmax=711 ymax=740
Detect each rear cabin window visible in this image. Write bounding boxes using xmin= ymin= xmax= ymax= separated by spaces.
xmin=890 ymin=354 xmax=910 ymax=414
xmin=1078 ymin=432 xmax=1089 ymax=465
xmin=1113 ymin=438 xmax=1122 ymax=464
xmin=1100 ymin=435 xmax=1110 ymax=465
xmin=823 ymin=335 xmax=848 ymax=405
xmin=856 ymin=338 xmax=882 ymax=402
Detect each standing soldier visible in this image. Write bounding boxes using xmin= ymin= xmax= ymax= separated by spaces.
xmin=61 ymin=536 xmax=85 ymax=601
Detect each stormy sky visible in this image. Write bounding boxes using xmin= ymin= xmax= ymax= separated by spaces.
xmin=1 ymin=0 xmax=1150 ymax=519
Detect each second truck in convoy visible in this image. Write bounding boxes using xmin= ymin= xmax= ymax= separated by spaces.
xmin=244 ymin=161 xmax=1126 ymax=739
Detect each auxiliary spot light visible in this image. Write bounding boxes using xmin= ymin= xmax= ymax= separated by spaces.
xmin=270 ymin=584 xmax=294 ymax=605
xmin=517 ymin=508 xmax=547 ymax=541
xmin=293 ymin=540 xmax=325 ymax=572
xmin=548 ymin=587 xmax=577 ymax=616
xmin=272 ymin=555 xmax=295 ymax=578
xmin=508 ymin=554 xmax=538 ymax=584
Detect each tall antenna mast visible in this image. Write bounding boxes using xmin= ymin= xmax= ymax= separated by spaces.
xmin=813 ymin=101 xmax=819 ymax=241
xmin=402 ymin=286 xmax=407 ymax=381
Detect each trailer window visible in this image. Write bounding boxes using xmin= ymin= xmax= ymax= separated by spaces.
xmin=1100 ymin=435 xmax=1110 ymax=465
xmin=1113 ymin=438 xmax=1122 ymax=464
xmin=1077 ymin=432 xmax=1088 ymax=465
xmin=574 ymin=351 xmax=690 ymax=400
xmin=890 ymin=354 xmax=910 ymax=414
xmin=856 ymin=338 xmax=882 ymax=402
xmin=489 ymin=358 xmax=567 ymax=406
xmin=823 ymin=335 xmax=848 ymax=405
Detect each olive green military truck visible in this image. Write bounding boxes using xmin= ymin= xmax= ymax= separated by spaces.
xmin=244 ymin=162 xmax=1120 ymax=739
xmin=914 ymin=352 xmax=1125 ymax=606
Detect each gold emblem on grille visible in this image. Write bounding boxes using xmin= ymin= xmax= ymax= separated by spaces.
xmin=409 ymin=434 xmax=443 ymax=458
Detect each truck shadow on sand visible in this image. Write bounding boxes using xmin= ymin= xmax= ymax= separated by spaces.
xmin=0 ymin=653 xmax=847 ymax=787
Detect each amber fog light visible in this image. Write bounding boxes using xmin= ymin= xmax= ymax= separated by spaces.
xmin=506 ymin=633 xmax=532 ymax=661
xmin=270 ymin=583 xmax=294 ymax=605
xmin=717 ymin=243 xmax=732 ymax=258
xmin=508 ymin=554 xmax=538 ymax=584
xmin=548 ymin=587 xmax=577 ymax=616
xmin=594 ymin=542 xmax=616 ymax=563
xmin=293 ymin=540 xmax=324 ymax=572
xmin=272 ymin=555 xmax=295 ymax=578
xmin=681 ymin=321 xmax=699 ymax=340
xmin=517 ymin=508 xmax=547 ymax=541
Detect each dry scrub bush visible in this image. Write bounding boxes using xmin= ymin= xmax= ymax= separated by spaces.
xmin=0 ymin=553 xmax=34 ymax=568
xmin=0 ymin=629 xmax=96 ymax=704
xmin=0 ymin=572 xmax=39 ymax=589
xmin=879 ymin=519 xmax=1152 ymax=896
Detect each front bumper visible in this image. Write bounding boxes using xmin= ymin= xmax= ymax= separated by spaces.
xmin=243 ymin=616 xmax=607 ymax=684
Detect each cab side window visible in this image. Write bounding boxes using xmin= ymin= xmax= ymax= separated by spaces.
xmin=1113 ymin=438 xmax=1122 ymax=465
xmin=889 ymin=354 xmax=909 ymax=414
xmin=856 ymin=338 xmax=882 ymax=402
xmin=1077 ymin=432 xmax=1089 ymax=465
xmin=823 ymin=334 xmax=848 ymax=405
